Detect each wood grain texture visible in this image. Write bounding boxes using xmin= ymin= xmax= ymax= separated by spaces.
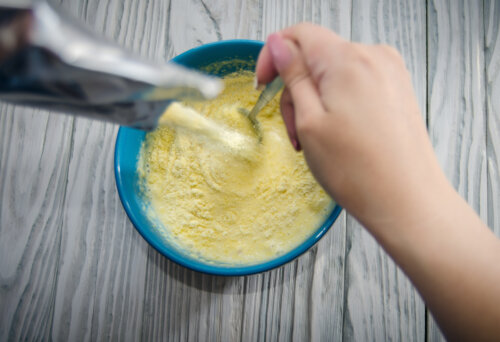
xmin=0 ymin=106 xmax=73 ymax=341
xmin=0 ymin=0 xmax=157 ymax=340
xmin=427 ymin=0 xmax=487 ymax=340
xmin=49 ymin=118 xmax=149 ymax=342
xmin=485 ymin=0 xmax=500 ymax=236
xmin=0 ymin=0 xmax=495 ymax=341
xmin=343 ymin=1 xmax=427 ymax=341
xmin=48 ymin=0 xmax=169 ymax=340
xmin=261 ymin=0 xmax=352 ymax=40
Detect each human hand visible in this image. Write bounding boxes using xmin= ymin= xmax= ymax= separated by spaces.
xmin=256 ymin=23 xmax=449 ymax=232
xmin=257 ymin=24 xmax=500 ymax=340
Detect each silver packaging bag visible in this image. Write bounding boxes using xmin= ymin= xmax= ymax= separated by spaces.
xmin=0 ymin=0 xmax=222 ymax=129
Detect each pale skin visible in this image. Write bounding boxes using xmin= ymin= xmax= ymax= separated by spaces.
xmin=255 ymin=23 xmax=500 ymax=341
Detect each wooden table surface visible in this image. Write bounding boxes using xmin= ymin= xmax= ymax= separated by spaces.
xmin=1 ymin=0 xmax=499 ymax=340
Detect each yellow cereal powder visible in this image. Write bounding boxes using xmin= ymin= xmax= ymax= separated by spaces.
xmin=138 ymin=71 xmax=333 ymax=265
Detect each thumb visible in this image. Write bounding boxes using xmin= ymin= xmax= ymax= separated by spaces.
xmin=266 ymin=33 xmax=325 ymax=140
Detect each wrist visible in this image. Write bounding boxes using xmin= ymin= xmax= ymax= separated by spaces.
xmin=359 ymin=167 xmax=458 ymax=257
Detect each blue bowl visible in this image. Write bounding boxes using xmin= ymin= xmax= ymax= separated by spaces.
xmin=114 ymin=40 xmax=342 ymax=276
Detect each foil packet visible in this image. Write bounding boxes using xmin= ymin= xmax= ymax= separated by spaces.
xmin=0 ymin=0 xmax=222 ymax=129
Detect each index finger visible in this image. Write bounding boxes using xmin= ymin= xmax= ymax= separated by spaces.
xmin=255 ymin=44 xmax=278 ymax=86
xmin=256 ymin=23 xmax=345 ymax=86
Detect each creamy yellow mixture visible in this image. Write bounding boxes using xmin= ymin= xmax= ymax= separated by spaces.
xmin=138 ymin=71 xmax=333 ymax=265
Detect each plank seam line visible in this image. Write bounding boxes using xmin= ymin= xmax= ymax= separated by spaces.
xmin=48 ymin=117 xmax=76 ymax=340
xmin=340 ymin=213 xmax=349 ymax=342
xmin=424 ymin=1 xmax=430 ymax=340
xmin=239 ymin=276 xmax=248 ymax=341
xmin=340 ymin=2 xmax=355 ymax=340
xmin=482 ymin=0 xmax=491 ymax=232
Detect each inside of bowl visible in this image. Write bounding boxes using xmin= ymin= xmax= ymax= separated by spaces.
xmin=171 ymin=40 xmax=263 ymax=75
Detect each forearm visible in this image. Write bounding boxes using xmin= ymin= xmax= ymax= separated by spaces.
xmin=365 ymin=178 xmax=500 ymax=340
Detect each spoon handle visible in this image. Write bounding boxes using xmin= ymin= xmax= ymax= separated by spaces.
xmin=248 ymin=76 xmax=285 ymax=121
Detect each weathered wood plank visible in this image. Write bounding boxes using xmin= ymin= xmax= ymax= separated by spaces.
xmin=0 ymin=105 xmax=73 ymax=341
xmin=427 ymin=0 xmax=487 ymax=340
xmin=261 ymin=0 xmax=352 ymax=40
xmin=44 ymin=0 xmax=162 ymax=340
xmin=49 ymin=118 xmax=150 ymax=341
xmin=262 ymin=3 xmax=351 ymax=341
xmin=344 ymin=1 xmax=427 ymax=341
xmin=485 ymin=0 xmax=500 ymax=237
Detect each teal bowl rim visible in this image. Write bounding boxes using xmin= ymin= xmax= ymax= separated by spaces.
xmin=114 ymin=39 xmax=343 ymax=276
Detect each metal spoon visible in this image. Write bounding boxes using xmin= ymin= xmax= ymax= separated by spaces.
xmin=239 ymin=76 xmax=284 ymax=139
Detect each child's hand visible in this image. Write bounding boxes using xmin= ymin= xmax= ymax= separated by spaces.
xmin=256 ymin=23 xmax=446 ymax=230
xmin=256 ymin=23 xmax=500 ymax=341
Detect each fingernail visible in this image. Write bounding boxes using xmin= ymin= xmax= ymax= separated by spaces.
xmin=292 ymin=138 xmax=300 ymax=151
xmin=267 ymin=33 xmax=293 ymax=72
xmin=253 ymin=76 xmax=265 ymax=91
